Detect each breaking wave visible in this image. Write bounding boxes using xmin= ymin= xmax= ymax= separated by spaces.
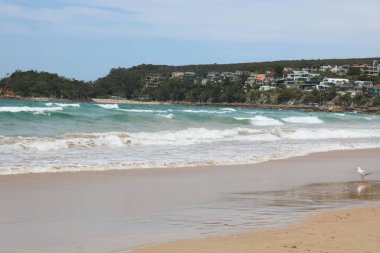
xmin=119 ymin=109 xmax=170 ymax=113
xmin=96 ymin=104 xmax=119 ymax=109
xmin=0 ymin=106 xmax=63 ymax=113
xmin=2 ymin=127 xmax=380 ymax=151
xmin=235 ymin=116 xmax=283 ymax=126
xmin=46 ymin=103 xmax=80 ymax=107
xmin=158 ymin=114 xmax=174 ymax=119
xmin=282 ymin=116 xmax=324 ymax=124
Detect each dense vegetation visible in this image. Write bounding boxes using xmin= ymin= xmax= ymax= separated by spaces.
xmin=1 ymin=57 xmax=379 ymax=106
xmin=0 ymin=70 xmax=92 ymax=99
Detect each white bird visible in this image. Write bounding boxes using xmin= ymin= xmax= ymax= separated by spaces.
xmin=356 ymin=167 xmax=372 ymax=181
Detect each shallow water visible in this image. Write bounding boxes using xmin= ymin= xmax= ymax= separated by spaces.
xmin=160 ymin=181 xmax=380 ymax=237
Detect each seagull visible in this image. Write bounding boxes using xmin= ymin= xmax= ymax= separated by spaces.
xmin=356 ymin=167 xmax=372 ymax=181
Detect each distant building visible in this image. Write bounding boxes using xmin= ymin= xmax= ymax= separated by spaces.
xmin=301 ymin=66 xmax=319 ymax=73
xmin=321 ymin=78 xmax=349 ymax=87
xmin=285 ymin=71 xmax=320 ymax=85
xmin=184 ymin=72 xmax=196 ymax=78
xmin=354 ymin=81 xmax=373 ymax=89
xmin=142 ymin=74 xmax=164 ymax=88
xmin=244 ymin=74 xmax=257 ymax=88
xmin=351 ymin=61 xmax=379 ymax=76
xmin=372 ymin=84 xmax=380 ymax=96
xmin=259 ymin=85 xmax=276 ymax=91
xmin=255 ymin=74 xmax=267 ymax=85
xmin=172 ymin=72 xmax=185 ymax=78
xmin=331 ymin=65 xmax=350 ymax=75
xmin=283 ymin=67 xmax=294 ymax=74
xmin=319 ymin=65 xmax=332 ymax=72
xmin=367 ymin=60 xmax=380 ymax=76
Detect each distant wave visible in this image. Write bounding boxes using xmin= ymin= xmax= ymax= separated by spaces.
xmin=119 ymin=109 xmax=169 ymax=113
xmin=46 ymin=103 xmax=80 ymax=107
xmin=182 ymin=109 xmax=228 ymax=114
xmin=281 ymin=116 xmax=323 ymax=124
xmin=96 ymin=104 xmax=119 ymax=109
xmin=0 ymin=106 xmax=63 ymax=113
xmin=220 ymin=108 xmax=237 ymax=112
xmin=157 ymin=113 xmax=174 ymax=119
xmin=235 ymin=116 xmax=283 ymax=126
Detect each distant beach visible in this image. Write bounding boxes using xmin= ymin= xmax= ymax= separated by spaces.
xmin=2 ymin=96 xmax=379 ymax=114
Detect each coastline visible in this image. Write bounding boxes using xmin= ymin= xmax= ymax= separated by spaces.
xmin=1 ymin=96 xmax=380 ymax=114
xmin=1 ymin=148 xmax=380 ymax=253
xmin=131 ymin=204 xmax=380 ymax=253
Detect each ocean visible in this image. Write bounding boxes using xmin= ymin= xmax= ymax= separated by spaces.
xmin=1 ymin=99 xmax=380 ymax=175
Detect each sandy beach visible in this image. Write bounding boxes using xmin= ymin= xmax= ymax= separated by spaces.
xmin=132 ymin=205 xmax=380 ymax=253
xmin=0 ymin=149 xmax=380 ymax=253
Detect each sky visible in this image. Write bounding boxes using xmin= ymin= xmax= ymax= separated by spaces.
xmin=0 ymin=0 xmax=380 ymax=81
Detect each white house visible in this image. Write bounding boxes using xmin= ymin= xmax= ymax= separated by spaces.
xmin=321 ymin=78 xmax=349 ymax=87
xmin=286 ymin=71 xmax=320 ymax=84
xmin=172 ymin=72 xmax=184 ymax=78
xmin=330 ymin=65 xmax=349 ymax=75
xmin=319 ymin=65 xmax=332 ymax=72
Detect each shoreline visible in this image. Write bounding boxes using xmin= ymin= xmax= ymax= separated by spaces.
xmin=130 ymin=204 xmax=380 ymax=253
xmin=1 ymin=96 xmax=380 ymax=114
xmin=1 ymin=147 xmax=380 ymax=176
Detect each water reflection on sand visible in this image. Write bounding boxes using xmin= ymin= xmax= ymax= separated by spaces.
xmin=167 ymin=181 xmax=380 ymax=235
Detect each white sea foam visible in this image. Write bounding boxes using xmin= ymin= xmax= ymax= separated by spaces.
xmin=158 ymin=114 xmax=174 ymax=119
xmin=235 ymin=116 xmax=283 ymax=126
xmin=54 ymin=103 xmax=80 ymax=107
xmin=45 ymin=102 xmax=80 ymax=107
xmin=220 ymin=108 xmax=236 ymax=112
xmin=119 ymin=109 xmax=168 ymax=113
xmin=279 ymin=128 xmax=380 ymax=140
xmin=182 ymin=109 xmax=228 ymax=114
xmin=0 ymin=133 xmax=131 ymax=151
xmin=333 ymin=113 xmax=346 ymax=117
xmin=2 ymin=127 xmax=380 ymax=152
xmin=129 ymin=128 xmax=279 ymax=145
xmin=282 ymin=116 xmax=324 ymax=124
xmin=96 ymin=104 xmax=119 ymax=109
xmin=0 ymin=106 xmax=63 ymax=113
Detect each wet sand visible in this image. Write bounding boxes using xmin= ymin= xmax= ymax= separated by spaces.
xmin=0 ymin=149 xmax=380 ymax=253
xmin=132 ymin=205 xmax=380 ymax=253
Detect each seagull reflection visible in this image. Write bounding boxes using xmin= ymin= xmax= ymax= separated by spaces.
xmin=357 ymin=183 xmax=367 ymax=195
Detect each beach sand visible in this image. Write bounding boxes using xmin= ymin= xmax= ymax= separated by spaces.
xmin=0 ymin=149 xmax=380 ymax=253
xmin=132 ymin=205 xmax=380 ymax=253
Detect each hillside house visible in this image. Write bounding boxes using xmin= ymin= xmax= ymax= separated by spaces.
xmin=285 ymin=71 xmax=320 ymax=85
xmin=172 ymin=72 xmax=185 ymax=78
xmin=142 ymin=74 xmax=164 ymax=88
xmin=321 ymin=78 xmax=349 ymax=87
xmin=372 ymin=84 xmax=380 ymax=96
xmin=319 ymin=65 xmax=332 ymax=72
xmin=331 ymin=65 xmax=350 ymax=75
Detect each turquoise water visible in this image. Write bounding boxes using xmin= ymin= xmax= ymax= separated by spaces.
xmin=1 ymin=99 xmax=380 ymax=174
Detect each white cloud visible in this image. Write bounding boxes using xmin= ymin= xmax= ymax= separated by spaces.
xmin=0 ymin=0 xmax=379 ymax=45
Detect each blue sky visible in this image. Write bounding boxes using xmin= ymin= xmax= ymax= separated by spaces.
xmin=1 ymin=0 xmax=379 ymax=80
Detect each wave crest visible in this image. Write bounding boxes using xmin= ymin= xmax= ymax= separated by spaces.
xmin=0 ymin=106 xmax=63 ymax=113
xmin=282 ymin=116 xmax=323 ymax=124
xmin=96 ymin=104 xmax=119 ymax=109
